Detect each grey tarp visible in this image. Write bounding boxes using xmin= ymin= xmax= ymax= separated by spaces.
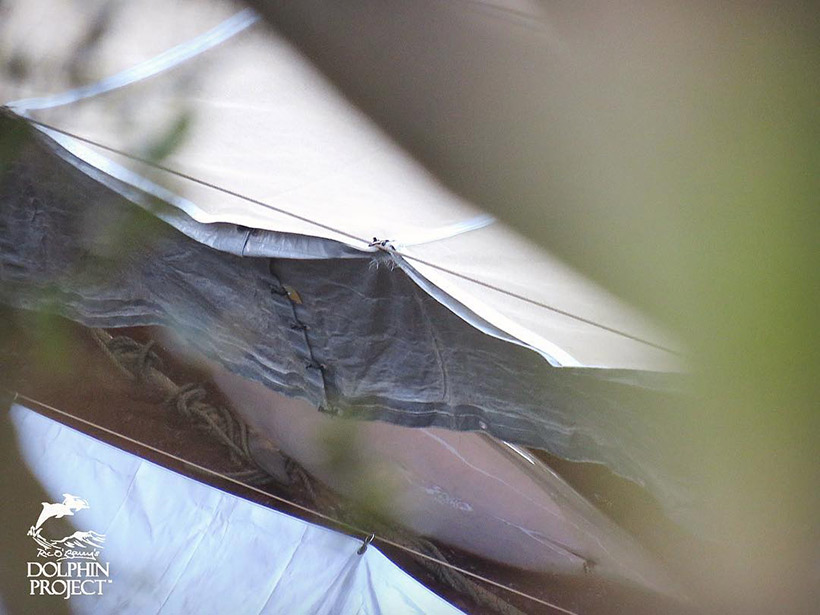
xmin=0 ymin=119 xmax=694 ymax=529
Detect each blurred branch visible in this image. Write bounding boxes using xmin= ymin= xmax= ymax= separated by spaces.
xmin=237 ymin=2 xmax=819 ymax=612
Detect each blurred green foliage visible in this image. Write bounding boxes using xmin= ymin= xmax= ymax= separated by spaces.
xmin=1 ymin=2 xmax=817 ymax=611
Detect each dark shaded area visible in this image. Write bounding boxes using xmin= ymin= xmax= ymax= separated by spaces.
xmin=530 ymin=448 xmax=721 ymax=601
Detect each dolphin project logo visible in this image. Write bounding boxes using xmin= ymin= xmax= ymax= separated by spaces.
xmin=26 ymin=493 xmax=112 ymax=599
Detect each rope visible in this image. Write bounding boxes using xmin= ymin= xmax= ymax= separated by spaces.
xmin=87 ymin=329 xmax=534 ymax=614
xmin=21 ymin=115 xmax=674 ymax=356
xmin=395 ymin=252 xmax=677 ymax=355
xmin=9 ymin=336 xmax=580 ymax=614
xmin=88 ymin=329 xmax=270 ymax=484
xmin=408 ymin=536 xmax=531 ymax=615
xmin=285 ymin=453 xmax=530 ymax=615
xmin=92 ymin=333 xmax=163 ymax=381
xmin=12 ymin=391 xmax=579 ymax=614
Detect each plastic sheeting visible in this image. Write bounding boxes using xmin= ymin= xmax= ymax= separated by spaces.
xmin=0 ymin=0 xmax=696 ymax=534
xmin=8 ymin=403 xmax=466 ymax=615
xmin=0 ymin=134 xmax=696 ymax=531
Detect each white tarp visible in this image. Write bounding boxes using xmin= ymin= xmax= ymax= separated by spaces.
xmin=0 ymin=0 xmax=679 ymax=371
xmin=9 ymin=404 xmax=465 ymax=615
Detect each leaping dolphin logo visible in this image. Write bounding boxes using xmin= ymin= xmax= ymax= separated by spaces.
xmin=27 ymin=494 xmax=90 ymax=537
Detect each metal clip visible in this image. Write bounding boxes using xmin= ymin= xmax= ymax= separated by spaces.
xmin=368 ymin=237 xmax=393 ymax=249
xmin=357 ymin=533 xmax=375 ymax=555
